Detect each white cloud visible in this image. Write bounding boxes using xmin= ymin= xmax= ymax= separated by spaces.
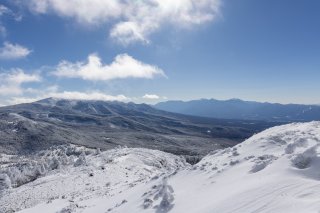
xmin=7 ymin=97 xmax=39 ymax=105
xmin=25 ymin=0 xmax=221 ymax=44
xmin=5 ymin=91 xmax=129 ymax=105
xmin=0 ymin=5 xmax=9 ymax=16
xmin=0 ymin=5 xmax=23 ymax=37
xmin=27 ymin=0 xmax=122 ymax=24
xmin=0 ymin=5 xmax=9 ymax=37
xmin=143 ymin=94 xmax=160 ymax=100
xmin=110 ymin=21 xmax=153 ymax=45
xmin=4 ymin=69 xmax=41 ymax=84
xmin=0 ymin=84 xmax=22 ymax=96
xmin=53 ymin=53 xmax=165 ymax=81
xmin=49 ymin=91 xmax=129 ymax=101
xmin=0 ymin=78 xmax=129 ymax=105
xmin=0 ymin=42 xmax=32 ymax=60
xmin=0 ymin=69 xmax=41 ymax=96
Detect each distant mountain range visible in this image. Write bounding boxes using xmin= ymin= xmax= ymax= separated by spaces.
xmin=0 ymin=98 xmax=279 ymax=159
xmin=155 ymin=99 xmax=320 ymax=121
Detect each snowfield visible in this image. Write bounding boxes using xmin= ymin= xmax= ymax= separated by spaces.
xmin=1 ymin=122 xmax=320 ymax=212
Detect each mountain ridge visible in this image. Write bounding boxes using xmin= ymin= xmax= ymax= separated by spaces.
xmin=0 ymin=98 xmax=279 ymax=158
xmin=155 ymin=98 xmax=320 ymax=121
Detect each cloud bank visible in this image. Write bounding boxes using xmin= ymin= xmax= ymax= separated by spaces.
xmin=49 ymin=91 xmax=129 ymax=102
xmin=26 ymin=0 xmax=221 ymax=44
xmin=6 ymin=91 xmax=129 ymax=105
xmin=53 ymin=53 xmax=165 ymax=81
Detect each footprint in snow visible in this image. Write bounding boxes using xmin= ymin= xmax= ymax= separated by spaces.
xmin=143 ymin=177 xmax=175 ymax=212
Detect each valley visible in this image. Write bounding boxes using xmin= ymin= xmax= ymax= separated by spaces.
xmin=0 ymin=98 xmax=280 ymax=161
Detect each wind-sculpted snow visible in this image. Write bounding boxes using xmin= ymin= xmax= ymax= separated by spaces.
xmin=2 ymin=122 xmax=320 ymax=212
xmin=180 ymin=121 xmax=320 ymax=213
xmin=199 ymin=121 xmax=320 ymax=174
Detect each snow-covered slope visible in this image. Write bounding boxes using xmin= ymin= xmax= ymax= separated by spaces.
xmin=169 ymin=121 xmax=320 ymax=213
xmin=0 ymin=147 xmax=188 ymax=213
xmin=1 ymin=122 xmax=320 ymax=213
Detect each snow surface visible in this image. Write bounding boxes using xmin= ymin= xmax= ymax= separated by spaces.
xmin=1 ymin=122 xmax=320 ymax=212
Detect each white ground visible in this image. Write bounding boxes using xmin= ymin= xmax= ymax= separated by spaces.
xmin=1 ymin=122 xmax=320 ymax=213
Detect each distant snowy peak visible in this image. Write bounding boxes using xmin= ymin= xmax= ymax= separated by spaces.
xmin=34 ymin=97 xmax=158 ymax=115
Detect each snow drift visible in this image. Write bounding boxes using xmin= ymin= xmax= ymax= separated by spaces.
xmin=1 ymin=122 xmax=320 ymax=212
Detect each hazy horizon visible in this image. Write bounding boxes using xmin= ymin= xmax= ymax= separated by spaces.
xmin=1 ymin=96 xmax=320 ymax=107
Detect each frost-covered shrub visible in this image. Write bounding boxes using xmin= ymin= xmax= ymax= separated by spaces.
xmin=229 ymin=160 xmax=240 ymax=166
xmin=292 ymin=155 xmax=311 ymax=169
xmin=285 ymin=138 xmax=309 ymax=154
xmin=250 ymin=161 xmax=268 ymax=173
xmin=250 ymin=155 xmax=277 ymax=173
xmin=74 ymin=152 xmax=87 ymax=167
xmin=0 ymin=173 xmax=11 ymax=191
xmin=232 ymin=151 xmax=240 ymax=156
xmin=291 ymin=147 xmax=317 ymax=169
xmin=184 ymin=155 xmax=202 ymax=165
xmin=96 ymin=148 xmax=101 ymax=155
xmin=0 ymin=145 xmax=95 ymax=188
xmin=4 ymin=161 xmax=49 ymax=187
xmin=285 ymin=143 xmax=296 ymax=154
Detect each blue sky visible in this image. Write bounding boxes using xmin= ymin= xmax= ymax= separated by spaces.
xmin=0 ymin=0 xmax=319 ymax=106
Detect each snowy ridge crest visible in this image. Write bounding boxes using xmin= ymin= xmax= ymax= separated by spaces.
xmin=199 ymin=121 xmax=320 ymax=176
